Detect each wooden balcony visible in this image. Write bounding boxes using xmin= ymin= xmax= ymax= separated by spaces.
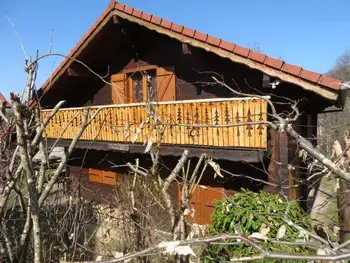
xmin=41 ymin=97 xmax=268 ymax=150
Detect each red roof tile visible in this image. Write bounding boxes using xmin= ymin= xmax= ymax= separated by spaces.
xmin=182 ymin=27 xmax=195 ymax=38
xmin=171 ymin=23 xmax=184 ymax=34
xmin=206 ymin=36 xmax=221 ymax=47
xmin=219 ymin=40 xmax=235 ymax=52
xmin=233 ymin=45 xmax=249 ymax=57
xmin=248 ymin=50 xmax=266 ymax=63
xmin=300 ymin=69 xmax=321 ymax=83
xmin=264 ymin=57 xmax=284 ymax=69
xmin=39 ymin=0 xmax=343 ymax=99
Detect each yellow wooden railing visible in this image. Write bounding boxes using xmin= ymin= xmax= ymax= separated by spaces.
xmin=41 ymin=97 xmax=268 ymax=149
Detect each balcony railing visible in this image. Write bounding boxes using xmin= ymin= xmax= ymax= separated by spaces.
xmin=41 ymin=97 xmax=268 ymax=149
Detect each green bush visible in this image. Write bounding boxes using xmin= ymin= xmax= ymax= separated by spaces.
xmin=201 ymin=190 xmax=315 ymax=263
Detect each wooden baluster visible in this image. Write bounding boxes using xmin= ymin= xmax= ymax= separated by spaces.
xmin=198 ymin=102 xmax=204 ymax=146
xmin=237 ymin=100 xmax=243 ymax=147
xmin=251 ymin=99 xmax=258 ymax=148
xmin=205 ymin=103 xmax=211 ymax=147
xmin=228 ymin=101 xmax=234 ymax=147
xmin=218 ymin=101 xmax=225 ymax=147
xmin=213 ymin=102 xmax=219 ymax=147
xmin=260 ymin=99 xmax=268 ymax=148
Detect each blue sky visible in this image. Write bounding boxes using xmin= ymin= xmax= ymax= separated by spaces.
xmin=0 ymin=0 xmax=349 ymax=100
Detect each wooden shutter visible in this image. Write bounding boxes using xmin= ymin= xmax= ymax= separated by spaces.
xmin=89 ymin=168 xmax=102 ymax=183
xmin=88 ymin=168 xmax=117 ymax=186
xmin=177 ymin=183 xmax=226 ymax=225
xmin=156 ymin=67 xmax=176 ymax=102
xmin=111 ymin=73 xmax=127 ymax=104
xmin=101 ymin=171 xmax=117 ymax=185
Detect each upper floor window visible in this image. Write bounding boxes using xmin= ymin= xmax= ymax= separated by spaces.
xmin=129 ymin=70 xmax=157 ymax=103
xmin=110 ymin=66 xmax=175 ymax=104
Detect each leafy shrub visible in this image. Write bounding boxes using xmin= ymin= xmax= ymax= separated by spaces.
xmin=201 ymin=190 xmax=315 ymax=262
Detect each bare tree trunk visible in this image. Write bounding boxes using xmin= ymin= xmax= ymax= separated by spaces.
xmin=338 ymin=180 xmax=350 ymax=244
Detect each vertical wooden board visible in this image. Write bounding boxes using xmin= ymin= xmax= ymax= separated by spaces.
xmin=128 ymin=106 xmax=134 ymax=143
xmin=227 ymin=101 xmax=234 ymax=147
xmin=187 ymin=103 xmax=193 ymax=145
xmin=204 ymin=103 xmax=210 ymax=147
xmin=114 ymin=108 xmax=120 ymax=142
xmin=80 ymin=110 xmax=85 ymax=140
xmin=261 ymin=100 xmax=268 ymax=148
xmin=182 ymin=103 xmax=189 ymax=145
xmin=141 ymin=106 xmax=147 ymax=144
xmin=212 ymin=103 xmax=218 ymax=147
xmin=201 ymin=186 xmax=225 ymax=224
xmin=108 ymin=109 xmax=113 ymax=142
xmin=94 ymin=109 xmax=100 ymax=141
xmin=104 ymin=109 xmax=110 ymax=142
xmin=119 ymin=107 xmax=125 ymax=142
xmin=110 ymin=108 xmax=115 ymax=142
xmin=89 ymin=109 xmax=94 ymax=140
xmin=243 ymin=100 xmax=250 ymax=148
xmin=206 ymin=103 xmax=212 ymax=147
xmin=156 ymin=67 xmax=176 ymax=102
xmin=181 ymin=103 xmax=186 ymax=145
xmin=134 ymin=105 xmax=141 ymax=143
xmin=218 ymin=102 xmax=224 ymax=147
xmin=168 ymin=104 xmax=174 ymax=145
xmin=101 ymin=109 xmax=107 ymax=141
xmin=111 ymin=73 xmax=127 ymax=104
xmin=174 ymin=104 xmax=181 ymax=145
xmin=252 ymin=100 xmax=259 ymax=148
xmin=247 ymin=100 xmax=253 ymax=148
xmin=197 ymin=102 xmax=204 ymax=146
xmin=167 ymin=103 xmax=174 ymax=145
xmin=67 ymin=111 xmax=72 ymax=138
xmin=98 ymin=110 xmax=104 ymax=141
xmin=237 ymin=99 xmax=244 ymax=147
xmin=190 ymin=103 xmax=197 ymax=146
xmin=81 ymin=110 xmax=87 ymax=140
xmin=250 ymin=99 xmax=258 ymax=148
xmin=159 ymin=104 xmax=168 ymax=144
xmin=166 ymin=104 xmax=173 ymax=145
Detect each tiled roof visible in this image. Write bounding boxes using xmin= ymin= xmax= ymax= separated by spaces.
xmin=40 ymin=0 xmax=342 ymax=99
xmin=0 ymin=92 xmax=11 ymax=108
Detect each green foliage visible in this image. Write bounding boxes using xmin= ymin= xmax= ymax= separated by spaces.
xmin=202 ymin=190 xmax=315 ymax=263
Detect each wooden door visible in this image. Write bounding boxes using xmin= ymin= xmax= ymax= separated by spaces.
xmin=178 ymin=183 xmax=227 ymax=225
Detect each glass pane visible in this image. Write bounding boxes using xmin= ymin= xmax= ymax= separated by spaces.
xmin=147 ymin=70 xmax=157 ymax=101
xmin=131 ymin=72 xmax=143 ymax=103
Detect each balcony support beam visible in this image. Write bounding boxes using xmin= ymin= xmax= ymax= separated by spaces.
xmin=47 ymin=139 xmax=265 ymax=163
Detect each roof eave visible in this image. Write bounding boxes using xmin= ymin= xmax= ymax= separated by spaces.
xmin=114 ymin=9 xmax=339 ymax=101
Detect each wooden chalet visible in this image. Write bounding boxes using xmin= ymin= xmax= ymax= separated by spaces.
xmin=36 ymin=1 xmax=344 ymax=223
